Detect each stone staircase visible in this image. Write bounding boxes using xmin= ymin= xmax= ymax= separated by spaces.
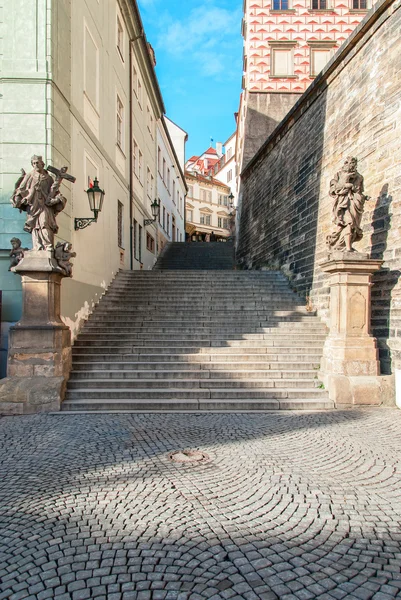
xmin=63 ymin=244 xmax=332 ymax=411
xmin=154 ymin=241 xmax=235 ymax=270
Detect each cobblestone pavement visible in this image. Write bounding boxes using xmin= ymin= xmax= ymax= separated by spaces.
xmin=1 ymin=410 xmax=401 ymax=600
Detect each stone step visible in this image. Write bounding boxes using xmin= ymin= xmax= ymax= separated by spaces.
xmin=86 ymin=317 xmax=323 ymax=326
xmin=92 ymin=311 xmax=315 ymax=318
xmin=72 ymin=346 xmax=322 ymax=362
xmin=82 ymin=326 xmax=327 ymax=334
xmin=69 ymin=369 xmax=318 ymax=380
xmin=64 ymin=387 xmax=327 ymax=400
xmin=76 ymin=333 xmax=326 ymax=342
xmin=61 ymin=398 xmax=334 ymax=411
xmin=72 ymin=340 xmax=325 ymax=350
xmin=67 ymin=378 xmax=319 ymax=390
xmin=71 ymin=361 xmax=321 ymax=370
xmin=89 ymin=315 xmax=320 ymax=324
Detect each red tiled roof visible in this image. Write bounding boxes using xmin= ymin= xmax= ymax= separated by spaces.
xmin=187 ymin=155 xmax=199 ymax=162
xmin=203 ymin=147 xmax=218 ymax=155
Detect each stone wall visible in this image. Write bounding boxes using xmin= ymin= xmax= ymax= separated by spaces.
xmin=237 ymin=0 xmax=401 ymax=374
xmin=241 ymin=92 xmax=301 ymax=169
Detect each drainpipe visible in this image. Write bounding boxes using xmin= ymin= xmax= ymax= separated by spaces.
xmin=129 ymin=41 xmax=134 ymax=270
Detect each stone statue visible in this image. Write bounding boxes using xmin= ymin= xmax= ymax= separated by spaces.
xmin=11 ymin=156 xmax=73 ymax=251
xmin=326 ymin=156 xmax=369 ymax=252
xmin=9 ymin=238 xmax=25 ymax=271
xmin=54 ymin=242 xmax=76 ymax=277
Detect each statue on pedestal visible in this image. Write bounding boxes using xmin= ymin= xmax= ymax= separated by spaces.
xmin=11 ymin=156 xmax=73 ymax=251
xmin=326 ymin=156 xmax=369 ymax=252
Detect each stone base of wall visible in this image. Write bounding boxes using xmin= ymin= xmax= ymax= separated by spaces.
xmin=326 ymin=373 xmax=394 ymax=407
xmin=0 ymin=376 xmax=66 ymax=414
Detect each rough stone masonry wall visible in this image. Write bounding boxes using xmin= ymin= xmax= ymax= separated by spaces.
xmin=237 ymin=0 xmax=401 ymax=374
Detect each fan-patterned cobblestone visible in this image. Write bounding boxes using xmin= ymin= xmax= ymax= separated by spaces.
xmin=0 ymin=410 xmax=400 ymax=599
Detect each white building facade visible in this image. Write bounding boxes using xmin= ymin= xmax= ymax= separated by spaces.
xmin=185 ymin=172 xmax=232 ymax=242
xmin=156 ymin=118 xmax=187 ymax=253
xmin=0 ymin=0 xmax=184 ymax=370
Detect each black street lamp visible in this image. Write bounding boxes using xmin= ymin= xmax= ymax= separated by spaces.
xmin=75 ymin=177 xmax=106 ymax=230
xmin=144 ymin=198 xmax=161 ymax=226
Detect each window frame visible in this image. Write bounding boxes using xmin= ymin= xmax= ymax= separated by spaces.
xmin=308 ymin=41 xmax=337 ymax=76
xmin=117 ymin=200 xmax=124 ymax=248
xmin=146 ymin=232 xmax=155 ymax=253
xmin=116 ymin=14 xmax=124 ymax=62
xmin=269 ymin=42 xmax=297 ymax=78
xmin=116 ymin=95 xmax=124 ymax=151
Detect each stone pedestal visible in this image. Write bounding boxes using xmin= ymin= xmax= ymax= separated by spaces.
xmin=0 ymin=250 xmax=71 ymax=414
xmin=319 ymin=251 xmax=387 ymax=405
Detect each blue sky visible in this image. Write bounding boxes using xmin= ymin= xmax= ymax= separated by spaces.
xmin=137 ymin=0 xmax=243 ymax=159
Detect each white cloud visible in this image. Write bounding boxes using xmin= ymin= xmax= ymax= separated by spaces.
xmin=154 ymin=3 xmax=242 ymax=79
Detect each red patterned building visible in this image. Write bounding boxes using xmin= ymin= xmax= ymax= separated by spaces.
xmin=236 ymin=0 xmax=369 ymax=172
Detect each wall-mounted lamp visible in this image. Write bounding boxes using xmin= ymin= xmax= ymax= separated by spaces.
xmin=74 ymin=178 xmax=105 ymax=230
xmin=144 ymin=198 xmax=161 ymax=226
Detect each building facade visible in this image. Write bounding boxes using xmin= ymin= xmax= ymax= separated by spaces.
xmin=185 ymin=172 xmax=232 ymax=242
xmin=0 ymin=0 xmax=183 ymax=376
xmin=236 ymin=0 xmax=370 ymax=174
xmin=211 ymin=133 xmax=238 ymax=207
xmin=156 ymin=117 xmax=187 ymax=254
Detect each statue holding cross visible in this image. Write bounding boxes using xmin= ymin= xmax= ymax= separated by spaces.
xmin=11 ymin=156 xmax=76 ymax=251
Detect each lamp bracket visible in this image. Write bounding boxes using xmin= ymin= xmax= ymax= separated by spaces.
xmin=144 ymin=218 xmax=156 ymax=226
xmin=74 ymin=217 xmax=97 ymax=230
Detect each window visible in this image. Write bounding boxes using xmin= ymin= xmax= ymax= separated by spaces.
xmin=167 ymin=213 xmax=170 ymax=235
xmin=227 ymin=148 xmax=233 ymax=160
xmin=218 ymin=217 xmax=229 ymax=229
xmin=138 ymin=149 xmax=143 ymax=182
xmin=207 ymin=191 xmax=212 ymax=202
xmin=162 ymin=158 xmax=166 ymax=182
xmin=84 ymin=24 xmax=99 ymax=110
xmin=270 ymin=46 xmax=295 ymax=76
xmin=311 ymin=0 xmax=327 ymax=7
xmin=147 ymin=107 xmax=154 ymax=138
xmin=218 ymin=194 xmax=229 ymax=206
xmin=146 ymin=233 xmax=155 ymax=253
xmin=133 ymin=66 xmax=138 ymax=96
xmin=133 ymin=140 xmax=138 ymax=176
xmin=163 ymin=206 xmax=166 ymax=230
xmin=147 ymin=169 xmax=154 ymax=198
xmin=352 ymin=0 xmax=367 ymax=8
xmin=200 ymin=189 xmax=207 ymax=201
xmin=176 ymin=190 xmax=180 ymax=209
xmin=272 ymin=0 xmax=290 ymax=8
xmin=116 ymin=16 xmax=124 ymax=60
xmin=117 ymin=96 xmax=124 ymax=150
xmin=187 ymin=210 xmax=193 ymax=222
xmin=188 ymin=185 xmax=194 ymax=198
xmin=200 ymin=214 xmax=211 ymax=226
xmin=117 ymin=201 xmax=123 ymax=247
xmin=310 ymin=48 xmax=332 ymax=76
xmin=147 ymin=167 xmax=151 ymax=196
xmin=158 ymin=147 xmax=162 ymax=173
xmin=227 ymin=170 xmax=233 ymax=183
xmin=138 ymin=79 xmax=142 ymax=108
xmin=167 ymin=168 xmax=170 ymax=193
xmin=172 ymin=180 xmax=176 ymax=204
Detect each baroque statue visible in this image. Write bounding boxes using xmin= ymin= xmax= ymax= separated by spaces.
xmin=11 ymin=156 xmax=75 ymax=251
xmin=326 ymin=156 xmax=369 ymax=252
xmin=54 ymin=242 xmax=76 ymax=277
xmin=9 ymin=238 xmax=25 ymax=271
